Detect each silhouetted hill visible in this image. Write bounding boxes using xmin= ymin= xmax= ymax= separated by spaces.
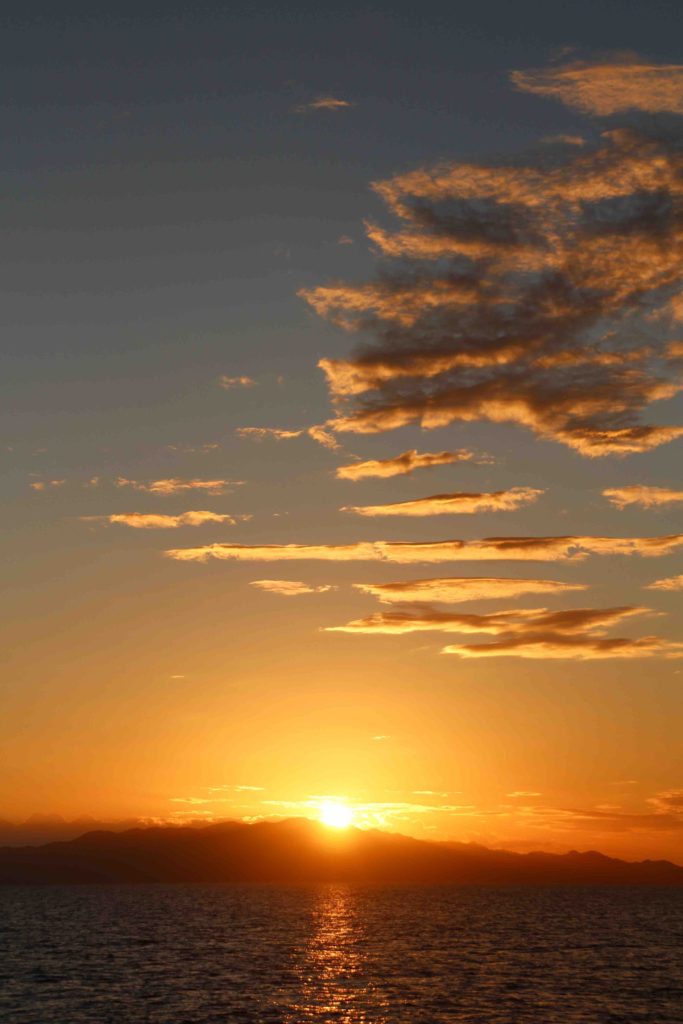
xmin=0 ymin=818 xmax=681 ymax=885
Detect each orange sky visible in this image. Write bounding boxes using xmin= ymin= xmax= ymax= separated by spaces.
xmin=2 ymin=46 xmax=682 ymax=862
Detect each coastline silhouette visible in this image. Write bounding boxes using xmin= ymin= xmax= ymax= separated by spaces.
xmin=2 ymin=818 xmax=681 ymax=885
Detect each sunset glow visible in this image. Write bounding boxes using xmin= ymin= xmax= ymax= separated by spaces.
xmin=2 ymin=6 xmax=682 ymax=874
xmin=319 ymin=802 xmax=354 ymax=829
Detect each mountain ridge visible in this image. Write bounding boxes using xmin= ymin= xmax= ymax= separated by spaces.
xmin=1 ymin=817 xmax=681 ymax=885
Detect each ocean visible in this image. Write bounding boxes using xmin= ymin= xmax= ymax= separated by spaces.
xmin=1 ymin=884 xmax=682 ymax=1022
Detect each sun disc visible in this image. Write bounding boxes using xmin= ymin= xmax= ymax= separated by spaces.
xmin=319 ymin=801 xmax=353 ymax=829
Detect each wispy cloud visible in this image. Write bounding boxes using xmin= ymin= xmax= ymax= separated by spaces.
xmin=646 ymin=573 xmax=683 ymax=591
xmin=167 ymin=442 xmax=220 ymax=454
xmin=250 ymin=580 xmax=335 ymax=596
xmin=300 ymin=62 xmax=683 ymax=457
xmin=219 ymin=375 xmax=256 ymax=389
xmin=512 ymin=59 xmax=683 ymax=115
xmin=237 ymin=424 xmax=340 ymax=449
xmin=327 ymin=604 xmax=683 ymax=660
xmin=354 ymin=576 xmax=587 ymax=603
xmin=603 ymin=485 xmax=683 ymax=509
xmin=115 ymin=477 xmax=241 ymax=495
xmin=81 ymin=511 xmax=247 ymax=529
xmin=342 ymin=487 xmax=543 ymax=517
xmin=307 ymin=425 xmax=342 ymax=451
xmin=335 ymin=448 xmax=487 ymax=481
xmin=507 ymin=791 xmax=542 ymax=798
xmin=444 ymin=635 xmax=683 ymax=660
xmin=326 ymin=604 xmax=650 ymax=636
xmin=294 ymin=96 xmax=353 ymax=113
xmin=166 ymin=534 xmax=683 ymax=563
xmin=237 ymin=427 xmax=304 ymax=441
xmin=29 ymin=478 xmax=66 ymax=491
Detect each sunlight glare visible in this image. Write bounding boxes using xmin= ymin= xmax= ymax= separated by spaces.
xmin=319 ymin=801 xmax=353 ymax=829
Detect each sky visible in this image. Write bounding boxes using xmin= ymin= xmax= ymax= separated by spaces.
xmin=2 ymin=0 xmax=683 ymax=861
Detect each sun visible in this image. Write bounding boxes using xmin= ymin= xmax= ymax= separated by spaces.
xmin=319 ymin=801 xmax=354 ymax=829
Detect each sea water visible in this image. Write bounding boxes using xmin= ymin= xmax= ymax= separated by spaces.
xmin=1 ymin=884 xmax=682 ymax=1022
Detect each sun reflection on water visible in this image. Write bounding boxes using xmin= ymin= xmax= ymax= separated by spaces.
xmin=284 ymin=885 xmax=390 ymax=1022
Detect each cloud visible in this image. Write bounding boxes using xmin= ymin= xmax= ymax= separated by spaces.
xmin=81 ymin=511 xmax=246 ymax=529
xmin=511 ymin=59 xmax=683 ymax=115
xmin=167 ymin=442 xmax=220 ymax=454
xmin=307 ymin=425 xmax=342 ymax=451
xmin=353 ymin=576 xmax=587 ymax=603
xmin=325 ymin=604 xmax=650 ymax=635
xmin=237 ymin=427 xmax=304 ymax=441
xmin=341 ymin=486 xmax=542 ymax=517
xmin=327 ymin=603 xmax=683 ymax=661
xmin=300 ymin=76 xmax=683 ymax=456
xmin=165 ymin=534 xmax=683 ymax=564
xmin=500 ymin=794 xmax=683 ymax=833
xmin=29 ymin=479 xmax=66 ymax=491
xmin=219 ymin=375 xmax=256 ymax=389
xmin=250 ymin=580 xmax=335 ymax=596
xmin=507 ymin=791 xmax=542 ymax=798
xmin=335 ymin=448 xmax=487 ymax=481
xmin=443 ymin=635 xmax=683 ymax=660
xmin=646 ymin=573 xmax=683 ymax=591
xmin=647 ymin=789 xmax=683 ymax=814
xmin=236 ymin=425 xmax=340 ymax=448
xmin=603 ymin=485 xmax=683 ymax=508
xmin=115 ymin=477 xmax=240 ymax=495
xmin=295 ymin=96 xmax=353 ymax=113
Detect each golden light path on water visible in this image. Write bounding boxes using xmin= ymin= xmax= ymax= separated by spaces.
xmin=283 ymin=885 xmax=391 ymax=1023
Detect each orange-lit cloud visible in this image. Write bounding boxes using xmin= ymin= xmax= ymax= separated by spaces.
xmin=237 ymin=427 xmax=304 ymax=441
xmin=166 ymin=534 xmax=683 ymax=563
xmin=301 ymin=99 xmax=683 ymax=456
xmin=603 ymin=485 xmax=683 ymax=508
xmin=645 ymin=573 xmax=683 ymax=591
xmin=443 ymin=634 xmax=683 ymax=660
xmin=326 ymin=605 xmax=649 ymax=636
xmin=511 ymin=60 xmax=683 ymax=115
xmin=353 ymin=576 xmax=587 ymax=603
xmin=250 ymin=580 xmax=335 ymax=596
xmin=295 ymin=96 xmax=353 ymax=113
xmin=335 ymin=448 xmax=485 ymax=481
xmin=29 ymin=478 xmax=66 ymax=491
xmin=236 ymin=424 xmax=340 ymax=448
xmin=167 ymin=442 xmax=220 ymax=454
xmin=115 ymin=477 xmax=240 ymax=495
xmin=81 ymin=511 xmax=246 ymax=529
xmin=342 ymin=486 xmax=543 ymax=517
xmin=219 ymin=375 xmax=256 ymax=389
xmin=307 ymin=424 xmax=342 ymax=451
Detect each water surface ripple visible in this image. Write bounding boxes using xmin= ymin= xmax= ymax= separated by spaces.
xmin=1 ymin=884 xmax=682 ymax=1022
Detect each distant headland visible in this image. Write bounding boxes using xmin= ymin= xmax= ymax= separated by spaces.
xmin=1 ymin=818 xmax=681 ymax=885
